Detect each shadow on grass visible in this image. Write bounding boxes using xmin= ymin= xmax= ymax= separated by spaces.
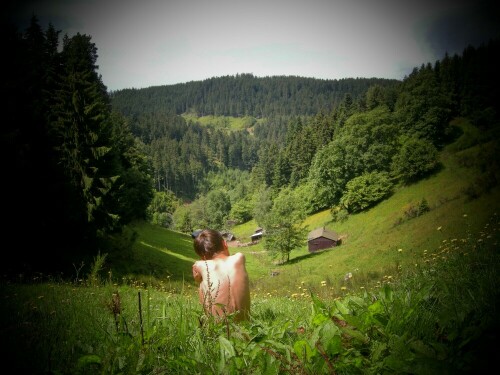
xmin=286 ymin=249 xmax=331 ymax=265
xmin=108 ymin=223 xmax=197 ymax=283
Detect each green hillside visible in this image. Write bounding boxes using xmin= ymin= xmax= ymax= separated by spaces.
xmin=117 ymin=118 xmax=499 ymax=296
xmin=110 ymin=74 xmax=398 ymax=118
xmin=181 ymin=114 xmax=265 ymax=132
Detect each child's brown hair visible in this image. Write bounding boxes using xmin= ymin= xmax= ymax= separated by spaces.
xmin=193 ymin=229 xmax=224 ymax=260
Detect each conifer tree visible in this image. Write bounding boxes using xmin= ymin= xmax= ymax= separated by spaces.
xmin=50 ymin=33 xmax=119 ymax=241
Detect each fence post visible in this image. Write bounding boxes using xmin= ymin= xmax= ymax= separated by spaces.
xmin=138 ymin=291 xmax=145 ymax=346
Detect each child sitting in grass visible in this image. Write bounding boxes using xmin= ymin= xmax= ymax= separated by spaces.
xmin=192 ymin=229 xmax=250 ymax=322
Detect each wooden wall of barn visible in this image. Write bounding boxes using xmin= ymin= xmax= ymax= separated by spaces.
xmin=308 ymin=237 xmax=337 ymax=252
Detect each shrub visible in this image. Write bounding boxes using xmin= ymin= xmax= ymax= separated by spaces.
xmin=229 ymin=199 xmax=253 ymax=224
xmin=394 ymin=198 xmax=431 ymax=226
xmin=151 ymin=212 xmax=173 ymax=228
xmin=391 ymin=138 xmax=439 ymax=183
xmin=403 ymin=198 xmax=430 ymax=219
xmin=340 ymin=172 xmax=393 ymax=213
xmin=330 ymin=205 xmax=349 ymax=223
xmin=87 ymin=252 xmax=108 ymax=287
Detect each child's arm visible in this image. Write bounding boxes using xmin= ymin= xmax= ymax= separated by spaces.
xmin=192 ymin=262 xmax=203 ymax=284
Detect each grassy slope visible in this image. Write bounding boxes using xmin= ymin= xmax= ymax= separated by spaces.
xmin=109 ymin=223 xmax=196 ymax=282
xmin=181 ymin=114 xmax=265 ymax=132
xmin=122 ymin=119 xmax=499 ymax=297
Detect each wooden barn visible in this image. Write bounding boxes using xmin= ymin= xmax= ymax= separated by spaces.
xmin=307 ymin=227 xmax=339 ymax=252
xmin=250 ymin=228 xmax=264 ymax=241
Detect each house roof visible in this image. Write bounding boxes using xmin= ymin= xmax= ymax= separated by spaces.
xmin=307 ymin=227 xmax=338 ymax=242
xmin=251 ymin=230 xmax=263 ymax=239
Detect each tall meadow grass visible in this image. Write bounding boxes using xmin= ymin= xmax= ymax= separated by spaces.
xmin=1 ymin=213 xmax=498 ymax=374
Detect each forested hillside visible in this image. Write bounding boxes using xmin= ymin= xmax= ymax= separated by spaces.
xmin=110 ymin=74 xmax=399 ymax=118
xmin=109 ymin=76 xmax=401 ymax=198
xmin=3 ymin=13 xmax=499 ymax=276
xmin=107 ymin=77 xmax=401 ymax=199
xmin=110 ymin=40 xmax=500 ymax=235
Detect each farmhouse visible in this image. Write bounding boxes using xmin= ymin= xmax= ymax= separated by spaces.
xmin=307 ymin=227 xmax=339 ymax=252
xmin=221 ymin=231 xmax=236 ymax=241
xmin=250 ymin=227 xmax=264 ymax=241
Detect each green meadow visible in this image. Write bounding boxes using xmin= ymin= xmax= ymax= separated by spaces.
xmin=110 ymin=122 xmax=499 ymax=300
xmin=181 ymin=114 xmax=265 ymax=132
xmin=1 ymin=122 xmax=499 ymax=374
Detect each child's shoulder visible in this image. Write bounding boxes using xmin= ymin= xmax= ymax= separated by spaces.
xmin=194 ymin=259 xmax=213 ymax=268
xmin=229 ymin=252 xmax=246 ymax=263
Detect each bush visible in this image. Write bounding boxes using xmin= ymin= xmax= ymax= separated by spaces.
xmin=330 ymin=205 xmax=349 ymax=223
xmin=391 ymin=138 xmax=439 ymax=184
xmin=403 ymin=198 xmax=430 ymax=219
xmin=340 ymin=172 xmax=393 ymax=213
xmin=230 ymin=199 xmax=253 ymax=224
xmin=151 ymin=212 xmax=173 ymax=228
xmin=394 ymin=198 xmax=431 ymax=226
xmin=147 ymin=190 xmax=180 ymax=226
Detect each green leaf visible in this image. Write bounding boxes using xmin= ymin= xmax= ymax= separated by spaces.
xmin=83 ymin=174 xmax=93 ymax=190
xmin=92 ymin=145 xmax=111 ymax=158
xmin=310 ymin=292 xmax=328 ymax=314
xmin=342 ymin=314 xmax=364 ymax=330
xmin=250 ymin=332 xmax=267 ymax=343
xmin=219 ymin=335 xmax=236 ymax=357
xmin=311 ymin=312 xmax=329 ymax=327
xmin=382 ymin=284 xmax=393 ymax=302
xmin=366 ymin=300 xmax=389 ymax=326
xmin=370 ymin=341 xmax=387 ymax=362
xmin=334 ymin=299 xmax=350 ymax=315
xmin=293 ymin=339 xmax=316 ymax=362
xmin=219 ymin=336 xmax=236 ymax=372
xmin=341 ymin=327 xmax=369 ymax=344
xmin=318 ymin=321 xmax=342 ymax=355
xmin=368 ymin=300 xmax=384 ymax=315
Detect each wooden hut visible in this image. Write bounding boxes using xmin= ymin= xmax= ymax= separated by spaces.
xmin=250 ymin=227 xmax=264 ymax=241
xmin=307 ymin=227 xmax=339 ymax=252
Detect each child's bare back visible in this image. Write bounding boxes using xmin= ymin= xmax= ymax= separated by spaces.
xmin=192 ymin=229 xmax=250 ymax=322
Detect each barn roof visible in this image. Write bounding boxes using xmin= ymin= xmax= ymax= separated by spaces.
xmin=307 ymin=227 xmax=339 ymax=242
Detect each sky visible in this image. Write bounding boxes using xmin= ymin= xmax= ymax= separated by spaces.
xmin=4 ymin=0 xmax=500 ymax=92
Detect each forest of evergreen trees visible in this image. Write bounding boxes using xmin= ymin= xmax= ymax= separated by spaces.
xmin=1 ymin=17 xmax=154 ymax=274
xmin=110 ymin=74 xmax=399 ymax=118
xmin=110 ymin=76 xmax=401 ymax=197
xmin=2 ymin=13 xmax=499 ymax=274
xmin=109 ymin=75 xmax=402 ymax=197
